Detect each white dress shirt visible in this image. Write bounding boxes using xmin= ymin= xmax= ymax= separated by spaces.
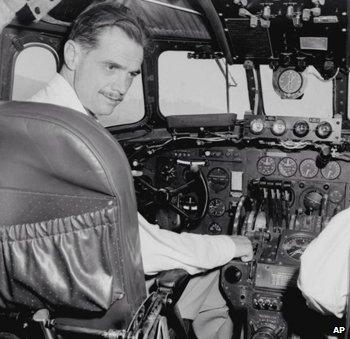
xmin=29 ymin=73 xmax=237 ymax=275
xmin=298 ymin=208 xmax=350 ymax=318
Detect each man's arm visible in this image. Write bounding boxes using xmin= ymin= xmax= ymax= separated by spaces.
xmin=138 ymin=213 xmax=253 ymax=275
xmin=298 ymin=208 xmax=350 ymax=318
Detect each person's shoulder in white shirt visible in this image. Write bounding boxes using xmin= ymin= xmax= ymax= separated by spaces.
xmin=298 ymin=207 xmax=350 ymax=318
xmin=29 ymin=73 xmax=88 ymax=115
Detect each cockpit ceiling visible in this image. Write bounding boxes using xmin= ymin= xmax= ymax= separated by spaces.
xmin=48 ymin=0 xmax=211 ymax=40
xmin=26 ymin=0 xmax=350 ymax=71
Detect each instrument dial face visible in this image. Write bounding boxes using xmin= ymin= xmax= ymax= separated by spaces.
xmin=208 ymin=222 xmax=222 ymax=235
xmin=208 ymin=198 xmax=226 ymax=217
xmin=321 ymin=161 xmax=341 ymax=180
xmin=299 ymin=159 xmax=318 ymax=178
xmin=207 ymin=168 xmax=229 ymax=193
xmin=250 ymin=118 xmax=265 ymax=134
xmin=329 ymin=189 xmax=344 ymax=204
xmin=278 ymin=157 xmax=297 ymax=177
xmin=159 ymin=163 xmax=177 ymax=184
xmin=281 ymin=234 xmax=314 ymax=261
xmin=257 ymin=156 xmax=276 ymax=176
xmin=278 ymin=69 xmax=303 ymax=94
xmin=316 ymin=122 xmax=332 ymax=139
xmin=293 ymin=120 xmax=309 ymax=138
xmin=271 ymin=119 xmax=286 ymax=136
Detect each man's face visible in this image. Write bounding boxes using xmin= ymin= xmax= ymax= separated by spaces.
xmin=73 ymin=27 xmax=143 ymax=116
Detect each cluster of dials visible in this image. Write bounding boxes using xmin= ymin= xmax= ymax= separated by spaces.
xmin=206 ymin=167 xmax=231 ymax=234
xmin=249 ymin=118 xmax=333 ymax=139
xmin=257 ymin=156 xmax=341 ymax=179
xmin=207 ymin=168 xmax=230 ymax=219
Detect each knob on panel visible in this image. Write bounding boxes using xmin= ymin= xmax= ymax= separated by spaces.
xmin=224 ymin=265 xmax=242 ymax=284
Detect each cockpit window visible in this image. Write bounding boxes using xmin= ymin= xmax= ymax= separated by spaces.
xmin=158 ymin=51 xmax=250 ymax=119
xmin=260 ymin=65 xmax=333 ymax=118
xmin=12 ymin=45 xmax=57 ymax=100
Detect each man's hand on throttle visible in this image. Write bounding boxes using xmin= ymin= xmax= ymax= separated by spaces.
xmin=230 ymin=236 xmax=253 ymax=262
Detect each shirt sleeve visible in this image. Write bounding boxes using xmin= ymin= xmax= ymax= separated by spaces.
xmin=297 ymin=208 xmax=350 ymax=318
xmin=138 ymin=213 xmax=236 ymax=275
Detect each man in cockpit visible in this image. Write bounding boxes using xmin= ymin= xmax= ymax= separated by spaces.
xmin=24 ymin=2 xmax=253 ymax=338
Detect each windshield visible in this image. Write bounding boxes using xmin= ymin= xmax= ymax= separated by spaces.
xmin=158 ymin=51 xmax=250 ymax=119
xmin=158 ymin=51 xmax=334 ymax=119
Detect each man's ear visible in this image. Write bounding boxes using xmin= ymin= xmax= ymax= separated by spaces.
xmin=63 ymin=40 xmax=82 ymax=70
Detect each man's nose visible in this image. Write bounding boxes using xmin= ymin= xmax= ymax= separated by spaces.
xmin=110 ymin=74 xmax=129 ymax=95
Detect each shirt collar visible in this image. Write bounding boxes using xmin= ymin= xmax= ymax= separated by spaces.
xmin=56 ymin=74 xmax=100 ymax=122
xmin=53 ymin=73 xmax=89 ymax=116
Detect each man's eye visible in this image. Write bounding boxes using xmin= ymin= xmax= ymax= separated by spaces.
xmin=106 ymin=64 xmax=117 ymax=71
xmin=130 ymin=72 xmax=140 ymax=78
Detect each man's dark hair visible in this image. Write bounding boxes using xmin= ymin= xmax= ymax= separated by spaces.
xmin=69 ymin=1 xmax=148 ymax=50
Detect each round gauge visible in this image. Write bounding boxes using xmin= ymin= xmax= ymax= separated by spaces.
xmin=329 ymin=189 xmax=344 ymax=204
xmin=281 ymin=233 xmax=315 ymax=261
xmin=299 ymin=159 xmax=318 ymax=178
xmin=208 ymin=198 xmax=226 ymax=217
xmin=303 ymin=191 xmax=323 ymax=211
xmin=278 ymin=157 xmax=297 ymax=177
xmin=250 ymin=118 xmax=265 ymax=135
xmin=315 ymin=122 xmax=332 ymax=139
xmin=257 ymin=156 xmax=276 ymax=176
xmin=208 ymin=222 xmax=222 ymax=235
xmin=321 ymin=161 xmax=341 ymax=180
xmin=278 ymin=69 xmax=303 ymax=94
xmin=293 ymin=120 xmax=309 ymax=138
xmin=207 ymin=168 xmax=229 ymax=193
xmin=271 ymin=119 xmax=286 ymax=136
xmin=159 ymin=163 xmax=177 ymax=184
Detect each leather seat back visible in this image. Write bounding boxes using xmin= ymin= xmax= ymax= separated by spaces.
xmin=0 ymin=101 xmax=146 ymax=328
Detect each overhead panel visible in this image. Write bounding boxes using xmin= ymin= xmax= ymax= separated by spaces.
xmin=211 ymin=0 xmax=348 ymax=77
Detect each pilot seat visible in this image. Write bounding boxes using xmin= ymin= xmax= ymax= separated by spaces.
xmin=0 ymin=101 xmax=188 ymax=339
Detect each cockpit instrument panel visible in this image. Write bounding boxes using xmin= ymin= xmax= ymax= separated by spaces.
xmin=128 ymin=106 xmax=350 ymax=339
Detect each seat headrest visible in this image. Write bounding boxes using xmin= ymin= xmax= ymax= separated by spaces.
xmin=0 ymin=100 xmax=132 ymax=197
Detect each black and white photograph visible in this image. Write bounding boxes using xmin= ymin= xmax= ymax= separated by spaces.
xmin=0 ymin=0 xmax=348 ymax=338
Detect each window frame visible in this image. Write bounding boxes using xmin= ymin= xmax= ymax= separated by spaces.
xmin=11 ymin=42 xmax=59 ymax=101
